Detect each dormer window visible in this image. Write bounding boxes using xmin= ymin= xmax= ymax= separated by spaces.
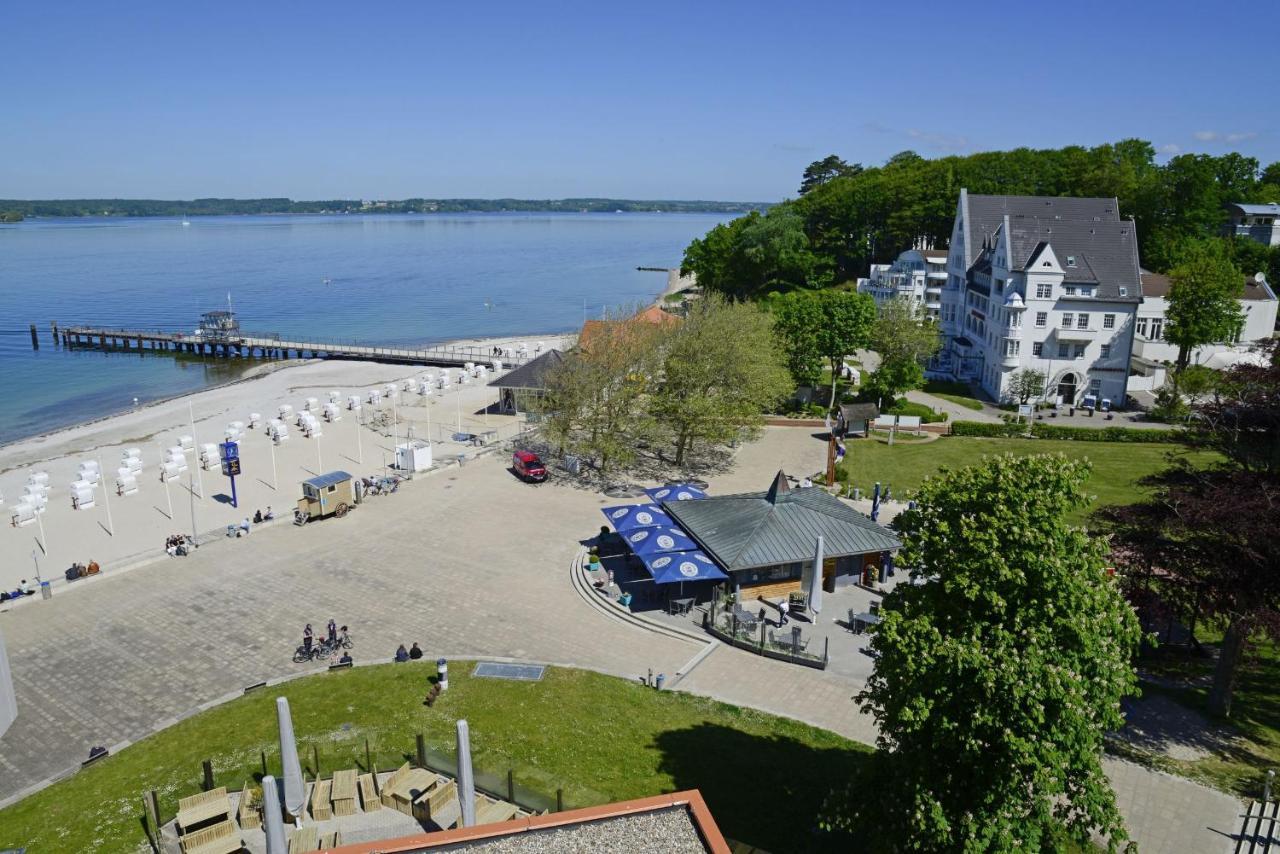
xmin=1066 ymin=255 xmax=1077 ymax=267
xmin=1118 ymin=287 xmax=1128 ymax=297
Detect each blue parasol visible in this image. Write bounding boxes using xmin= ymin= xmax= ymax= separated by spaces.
xmin=639 ymin=550 xmax=728 ymax=584
xmin=623 ymin=526 xmax=699 ymax=558
xmin=645 ymin=483 xmax=708 ymax=502
xmin=601 ymin=503 xmax=673 ymax=532
xmin=871 ymin=481 xmax=881 ymax=523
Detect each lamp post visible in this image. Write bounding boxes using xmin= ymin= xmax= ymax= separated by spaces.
xmin=98 ymin=458 xmax=114 ymax=536
xmin=188 ymin=403 xmax=204 ymax=498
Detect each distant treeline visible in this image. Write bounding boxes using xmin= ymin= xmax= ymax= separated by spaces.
xmin=0 ymin=197 xmax=769 ymax=218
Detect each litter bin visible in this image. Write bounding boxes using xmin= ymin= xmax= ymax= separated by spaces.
xmin=40 ymin=580 xmax=52 ymax=600
xmin=655 ymin=673 xmax=666 ymax=690
xmin=437 ymin=658 xmax=449 ymax=691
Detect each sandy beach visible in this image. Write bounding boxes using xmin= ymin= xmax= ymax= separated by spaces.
xmin=0 ymin=333 xmax=573 ymax=589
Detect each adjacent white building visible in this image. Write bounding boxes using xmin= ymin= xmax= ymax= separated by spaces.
xmin=937 ymin=190 xmax=1142 ymax=407
xmin=857 ymin=248 xmax=948 ymax=319
xmin=1225 ymin=202 xmax=1280 ymax=247
xmin=0 ymin=628 xmax=15 ymax=738
xmin=1126 ymin=270 xmax=1278 ymax=388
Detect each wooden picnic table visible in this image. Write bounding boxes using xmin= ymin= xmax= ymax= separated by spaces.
xmin=177 ymin=787 xmax=231 ymax=832
xmin=332 ymin=768 xmax=358 ymax=817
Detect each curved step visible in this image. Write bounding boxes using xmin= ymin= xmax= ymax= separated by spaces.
xmin=569 ymin=549 xmax=707 ymax=645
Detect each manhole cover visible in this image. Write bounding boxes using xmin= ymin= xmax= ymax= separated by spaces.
xmin=473 ymin=662 xmax=546 ymax=681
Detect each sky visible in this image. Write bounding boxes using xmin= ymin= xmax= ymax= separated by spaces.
xmin=2 ymin=0 xmax=1277 ymax=202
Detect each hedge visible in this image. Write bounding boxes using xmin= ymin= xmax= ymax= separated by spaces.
xmin=949 ymin=421 xmax=1182 ymax=443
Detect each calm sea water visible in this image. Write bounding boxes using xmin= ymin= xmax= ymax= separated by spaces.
xmin=0 ymin=212 xmax=726 ymax=445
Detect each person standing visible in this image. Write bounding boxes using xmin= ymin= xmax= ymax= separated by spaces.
xmin=326 ymin=619 xmax=337 ymax=645
xmin=303 ymin=623 xmax=314 ymax=655
xmin=778 ymin=598 xmax=789 ymax=626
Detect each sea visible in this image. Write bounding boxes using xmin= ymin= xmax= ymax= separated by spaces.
xmin=0 ymin=212 xmax=727 ymax=446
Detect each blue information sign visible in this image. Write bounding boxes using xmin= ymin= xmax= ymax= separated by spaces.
xmin=219 ymin=441 xmax=241 ymax=506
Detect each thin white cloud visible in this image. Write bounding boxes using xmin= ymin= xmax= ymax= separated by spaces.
xmin=906 ymin=128 xmax=970 ymax=152
xmin=1157 ymin=143 xmax=1181 ymax=155
xmin=1194 ymin=130 xmax=1259 ymax=143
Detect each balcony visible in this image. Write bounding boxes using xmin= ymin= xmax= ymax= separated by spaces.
xmin=1055 ymin=326 xmax=1096 ymax=342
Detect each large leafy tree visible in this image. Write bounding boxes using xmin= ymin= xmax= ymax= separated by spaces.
xmin=651 ymin=296 xmax=792 ymax=465
xmin=1165 ymin=242 xmax=1245 ymax=373
xmin=1104 ymin=341 xmax=1280 ymax=717
xmin=865 ymin=299 xmax=940 ymax=402
xmin=798 ymin=154 xmax=861 ymax=196
xmin=1009 ymin=367 xmax=1047 ymax=404
xmin=773 ymin=289 xmax=876 ymax=393
xmin=857 ymin=455 xmax=1143 ymax=851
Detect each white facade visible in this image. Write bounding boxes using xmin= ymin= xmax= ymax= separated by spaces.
xmin=857 ymin=248 xmax=947 ymax=320
xmin=938 ymin=191 xmax=1141 ymax=407
xmin=1226 ymin=202 xmax=1280 ymax=247
xmin=1133 ymin=271 xmax=1278 ymax=367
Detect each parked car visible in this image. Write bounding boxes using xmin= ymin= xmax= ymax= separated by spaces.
xmin=512 ymin=450 xmax=547 ymax=483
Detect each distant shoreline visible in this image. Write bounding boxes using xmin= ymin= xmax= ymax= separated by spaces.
xmin=0 ymin=199 xmax=768 ymax=219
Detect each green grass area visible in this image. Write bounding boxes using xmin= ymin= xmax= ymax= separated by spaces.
xmin=1117 ymin=627 xmax=1280 ymax=800
xmin=922 ymin=380 xmax=985 ymax=411
xmin=836 ymin=436 xmax=1213 ymax=521
xmin=0 ymin=664 xmax=867 ymax=853
xmin=885 ymin=399 xmax=946 ymax=423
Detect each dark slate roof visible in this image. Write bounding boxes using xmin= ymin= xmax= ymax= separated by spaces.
xmin=839 ymin=403 xmax=879 ymax=424
xmin=964 ymin=193 xmax=1120 ymax=256
xmin=1142 ymin=269 xmax=1277 ymax=302
xmin=664 ymin=473 xmax=901 ymax=571
xmin=487 ymin=349 xmax=564 ymax=390
xmin=1003 ymin=218 xmax=1142 ymax=300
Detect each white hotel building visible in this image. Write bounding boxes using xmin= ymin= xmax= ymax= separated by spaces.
xmin=857 ymin=248 xmax=948 ymax=320
xmin=935 ymin=191 xmax=1142 ymax=407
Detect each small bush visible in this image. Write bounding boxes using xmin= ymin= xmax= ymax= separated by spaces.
xmin=949 ymin=421 xmax=1181 ymax=443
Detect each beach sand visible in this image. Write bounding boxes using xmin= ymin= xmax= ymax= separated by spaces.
xmin=0 ymin=333 xmax=573 ymax=589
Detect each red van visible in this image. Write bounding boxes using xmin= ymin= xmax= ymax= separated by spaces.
xmin=512 ymin=450 xmax=547 ymax=483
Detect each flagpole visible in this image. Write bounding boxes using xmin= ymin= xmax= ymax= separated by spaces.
xmin=98 ymin=458 xmax=114 ymax=536
xmin=189 ymin=403 xmax=204 ymax=498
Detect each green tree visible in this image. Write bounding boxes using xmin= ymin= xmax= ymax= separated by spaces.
xmin=771 ymin=291 xmax=825 ymax=385
xmin=799 ymin=155 xmax=861 ymax=196
xmin=866 ymin=299 xmax=940 ymax=402
xmin=651 ymin=296 xmax=792 ymax=465
xmin=773 ymin=290 xmax=876 ymax=395
xmin=1165 ymin=243 xmax=1244 ymax=373
xmin=1009 ymin=367 xmax=1047 ymax=404
xmin=857 ymin=455 xmax=1143 ymax=852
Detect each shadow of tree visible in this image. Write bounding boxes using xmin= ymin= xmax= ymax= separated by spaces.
xmin=652 ymin=722 xmax=869 ymax=853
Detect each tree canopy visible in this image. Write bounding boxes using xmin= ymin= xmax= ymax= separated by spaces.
xmin=1164 ymin=242 xmax=1245 ymax=372
xmin=864 ymin=299 xmax=940 ymax=403
xmin=857 ymin=454 xmax=1143 ymax=851
xmin=683 ymin=141 xmax=1280 ymax=299
xmin=772 ymin=289 xmax=875 ymax=389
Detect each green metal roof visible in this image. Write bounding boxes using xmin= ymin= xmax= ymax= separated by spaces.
xmin=663 ymin=474 xmax=901 ymax=572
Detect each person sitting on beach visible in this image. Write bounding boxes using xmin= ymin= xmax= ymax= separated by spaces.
xmin=253 ymin=509 xmax=263 ymax=524
xmin=409 ymin=642 xmax=423 ymax=660
xmin=19 ymin=579 xmax=33 ymax=596
xmin=264 ymin=506 xmax=274 ymax=520
xmin=86 ymin=559 xmax=100 ymax=575
xmin=394 ymin=644 xmax=410 ymax=663
xmin=338 ymin=652 xmax=353 ymax=666
xmin=239 ymin=517 xmax=251 ymax=536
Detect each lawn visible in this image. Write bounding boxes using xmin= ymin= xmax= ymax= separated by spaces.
xmin=1116 ymin=626 xmax=1280 ymax=801
xmin=836 ymin=435 xmax=1212 ymax=521
xmin=0 ymin=664 xmax=868 ymax=854
xmin=922 ymin=379 xmax=985 ymax=411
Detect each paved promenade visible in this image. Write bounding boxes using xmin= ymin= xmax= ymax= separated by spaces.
xmin=0 ymin=428 xmax=1244 ymax=851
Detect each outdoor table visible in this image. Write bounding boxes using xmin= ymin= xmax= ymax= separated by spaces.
xmin=331 ymin=769 xmax=358 ymax=817
xmin=852 ymin=612 xmax=881 ymax=634
xmin=670 ymin=597 xmax=695 ymax=615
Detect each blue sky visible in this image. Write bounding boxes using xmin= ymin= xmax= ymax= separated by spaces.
xmin=2 ymin=0 xmax=1276 ymax=201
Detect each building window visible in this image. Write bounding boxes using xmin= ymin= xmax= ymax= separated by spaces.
xmin=1077 ymin=313 xmax=1089 ymax=329
xmin=1089 ymin=378 xmax=1102 ymax=394
xmin=1074 ymin=343 xmax=1086 ymax=359
xmin=1066 ymin=255 xmax=1077 ymax=267
xmin=1118 ymin=287 xmax=1128 ymax=297
xmin=1061 ymin=313 xmax=1073 ymax=328
xmin=1035 ymin=311 xmax=1047 ymax=328
xmin=1103 ymin=313 xmax=1115 ymax=329
xmin=1150 ymin=319 xmax=1164 ymax=340
xmin=1032 ymin=342 xmax=1043 ymax=356
xmin=1058 ymin=342 xmax=1070 ymax=358
xmin=1136 ymin=318 xmax=1149 ymax=338
xmin=1005 ymin=340 xmax=1020 ymax=357
xmin=1036 ymin=283 xmax=1052 ymax=299
xmin=1101 ymin=344 xmax=1111 ymax=358
xmin=1065 ymin=286 xmax=1077 ymax=296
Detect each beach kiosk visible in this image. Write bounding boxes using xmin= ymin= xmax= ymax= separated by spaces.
xmin=295 ymin=471 xmax=356 ymax=525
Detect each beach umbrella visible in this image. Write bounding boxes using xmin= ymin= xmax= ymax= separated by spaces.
xmin=645 ymin=483 xmax=707 ymax=502
xmin=600 ymin=503 xmax=673 ymax=532
xmin=276 ymin=697 xmax=306 ymax=822
xmin=871 ymin=481 xmax=881 ymax=523
xmin=457 ymin=719 xmax=476 ymax=828
xmin=808 ymin=535 xmax=824 ymax=615
xmin=261 ymin=775 xmax=288 ymax=854
xmin=624 ymin=525 xmax=699 ymax=558
xmin=639 ymin=550 xmax=728 ymax=584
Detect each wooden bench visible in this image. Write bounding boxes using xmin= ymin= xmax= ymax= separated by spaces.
xmin=358 ymin=772 xmax=380 ymax=811
xmin=475 ymin=795 xmax=520 ymax=825
xmin=177 ymin=787 xmax=231 ymax=832
xmin=381 ymin=762 xmax=439 ymax=815
xmin=331 ymin=769 xmax=358 ymax=817
xmin=320 ymin=830 xmax=343 ymax=849
xmin=179 ymin=818 xmax=241 ymax=854
xmin=237 ymin=782 xmax=260 ymax=829
xmin=288 ymin=824 xmax=318 ymax=853
xmin=309 ymin=778 xmax=333 ymax=821
xmin=414 ymin=778 xmax=459 ymax=828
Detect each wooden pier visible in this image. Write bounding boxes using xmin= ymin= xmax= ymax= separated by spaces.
xmin=47 ymin=322 xmax=534 ymax=369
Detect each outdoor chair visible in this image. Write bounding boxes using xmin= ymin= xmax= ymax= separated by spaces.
xmin=869 ymin=600 xmax=881 ymax=615
xmin=358 ymin=772 xmax=380 ymax=811
xmin=287 ymin=825 xmax=318 ymax=854
xmin=179 ymin=819 xmax=241 ymax=854
xmin=309 ymin=777 xmax=333 ymax=820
